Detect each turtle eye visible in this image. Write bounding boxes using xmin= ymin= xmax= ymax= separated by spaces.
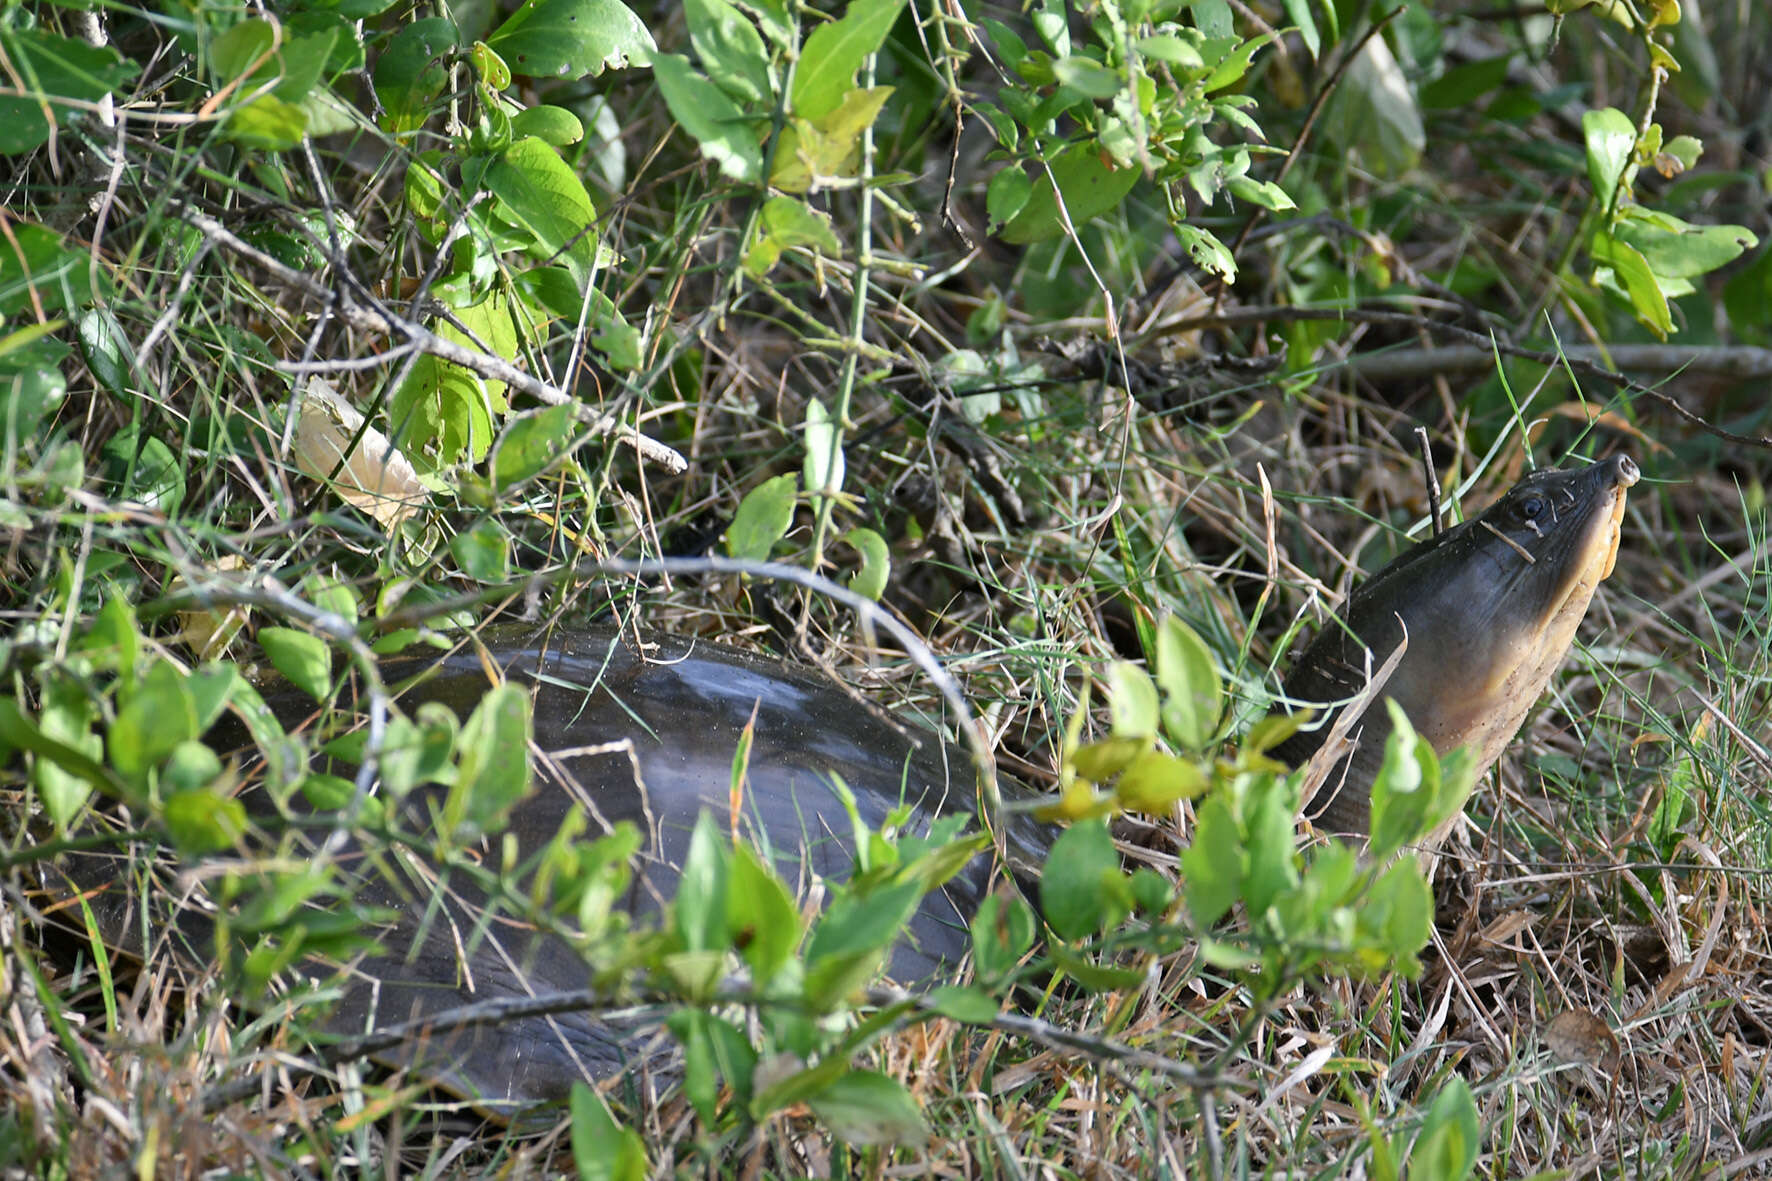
xmin=1520 ymin=495 xmax=1548 ymax=520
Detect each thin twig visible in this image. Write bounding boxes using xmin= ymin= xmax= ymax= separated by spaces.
xmin=1157 ymin=304 xmax=1772 ymax=450
xmin=199 ymin=980 xmax=1226 ymax=1113
xmin=1346 ymin=341 xmax=1772 ymax=383
xmin=1414 ymin=425 xmax=1443 ymax=538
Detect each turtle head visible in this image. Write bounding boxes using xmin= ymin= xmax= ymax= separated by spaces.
xmin=1283 ymin=453 xmax=1638 ymax=836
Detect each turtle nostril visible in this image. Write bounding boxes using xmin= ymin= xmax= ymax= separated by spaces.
xmin=1614 ymin=455 xmax=1640 ymax=487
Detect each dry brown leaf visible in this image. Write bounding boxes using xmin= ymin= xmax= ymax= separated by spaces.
xmin=171 ymin=554 xmax=249 ymax=659
xmin=290 ymin=378 xmax=428 ymax=528
xmin=1544 ymin=1009 xmax=1621 ymax=1072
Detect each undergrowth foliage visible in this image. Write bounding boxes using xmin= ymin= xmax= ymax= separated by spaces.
xmin=2 ymin=0 xmax=1770 ymax=1175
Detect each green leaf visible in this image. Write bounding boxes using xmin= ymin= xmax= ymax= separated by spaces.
xmin=1590 ymin=233 xmax=1671 ymax=339
xmin=751 ymin=1045 xmax=847 ymax=1116
xmin=1582 ymin=106 xmax=1636 ymax=207
xmin=213 ymin=19 xmax=335 ymax=105
xmin=1227 ymin=176 xmax=1297 ymax=212
xmin=306 ymin=577 xmax=359 ymax=630
xmin=986 ymin=166 xmax=1033 ymax=232
xmin=85 ymin=589 xmax=139 ymax=683
xmin=686 ymin=0 xmax=772 ymax=106
xmin=509 ymin=104 xmax=584 ymax=146
xmin=1105 ymin=661 xmax=1158 ymax=739
xmin=727 ymin=842 xmax=802 ymax=983
xmin=666 ymin=1009 xmax=757 ymax=1124
xmin=0 ymin=224 xmax=109 ymax=316
xmin=109 ymin=660 xmax=199 ymax=781
xmin=184 ymin=666 xmax=241 ymax=736
xmin=804 ymin=879 xmax=921 ymax=1008
xmin=493 ymin=403 xmax=576 ymax=489
xmin=293 ymin=10 xmax=367 ymax=76
xmin=841 ymin=527 xmax=889 ymax=600
xmin=806 ymin=879 xmax=922 ymax=965
xmin=927 ymin=984 xmax=997 ymax=1023
xmin=1194 ymin=935 xmax=1260 ymax=970
xmin=449 ymin=518 xmax=512 ymax=582
xmin=1173 ymin=222 xmax=1236 ymax=281
xmin=390 ymin=353 xmax=495 ymax=465
xmin=1287 ymin=837 xmax=1359 ymax=937
xmin=163 ymin=783 xmax=248 ymax=854
xmin=371 ymin=629 xmax=423 ymax=656
xmin=373 ymin=18 xmax=458 ymax=135
xmin=675 ymin=812 xmax=730 ymax=955
xmin=725 ymin=473 xmax=797 ymax=560
xmin=569 ymin=1083 xmax=648 ymax=1181
xmin=1242 ymin=712 xmax=1308 ymax=758
xmin=550 ymin=824 xmax=641 ymax=933
xmin=1129 ymin=866 xmax=1173 ymax=914
xmin=447 ymin=684 xmax=533 ymax=840
xmin=486 ymin=0 xmax=655 ymax=80
xmin=1039 ymin=818 xmax=1126 ymax=941
xmin=32 ymin=698 xmax=101 ymax=827
xmin=980 ymin=19 xmax=1028 ymax=70
xmin=1359 ymin=856 xmax=1433 ymax=977
xmin=894 ymin=829 xmax=990 ymax=895
xmin=1243 ymin=775 xmax=1300 ymax=918
xmin=1723 ymin=244 xmax=1772 ymax=340
xmin=257 ymin=627 xmax=332 ymax=702
xmin=1425 ymin=743 xmax=1480 ymax=843
xmin=970 ymin=890 xmax=1037 ymax=983
xmin=1114 ymin=748 xmax=1208 ymax=814
xmin=1181 ymin=793 xmax=1243 ymax=926
xmin=1031 ymin=0 xmax=1070 ymax=52
xmin=1420 ymin=54 xmax=1512 ymax=110
xmin=470 ymin=39 xmax=512 ymax=89
xmin=1154 ymin=616 xmax=1222 ymax=750
xmin=1051 ymin=55 xmax=1120 ymax=99
xmin=3 ymin=698 xmax=125 ymax=810
xmin=667 ymin=1008 xmax=721 ymax=1124
xmin=1279 ymin=0 xmax=1320 ymax=58
xmin=379 ymin=702 xmax=459 ymax=796
xmin=1613 ymin=208 xmax=1757 ymax=279
xmin=1136 ymin=33 xmax=1205 ymax=68
xmin=1662 ymin=134 xmax=1702 ymax=171
xmin=486 ymin=137 xmax=603 ymax=285
xmin=807 ymin=1070 xmax=929 ymax=1147
xmin=998 ymin=143 xmax=1142 ymax=245
xmin=1366 ymin=699 xmax=1430 ymax=858
xmin=1050 ymin=940 xmax=1146 ymax=990
xmin=593 ymin=317 xmax=643 ymax=370
xmin=1411 ymin=1077 xmax=1481 ymax=1181
xmin=653 ymin=53 xmax=762 ymax=181
xmin=0 ymin=335 xmax=67 ymax=472
xmin=802 ymin=398 xmax=845 ymax=498
xmin=216 ymin=93 xmax=306 ymax=150
xmin=1203 ymin=29 xmax=1275 ymax=92
xmin=743 ymin=195 xmax=843 ymax=276
xmin=77 ymin=308 xmax=134 ymax=397
xmin=0 ymin=28 xmax=138 ymax=157
xmin=0 ymin=318 xmax=68 ymax=372
xmin=100 ymin=426 xmax=184 ymax=515
xmin=791 ymin=0 xmax=907 ymax=122
xmin=404 ymin=152 xmax=449 ymax=232
xmin=1070 ymin=735 xmax=1146 ymax=783
xmin=762 ymin=194 xmax=843 ymax=253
